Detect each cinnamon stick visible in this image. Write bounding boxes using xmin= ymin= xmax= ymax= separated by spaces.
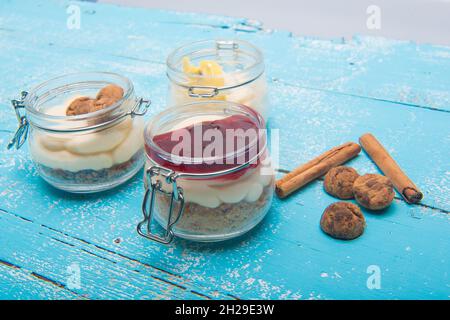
xmin=359 ymin=133 xmax=423 ymax=204
xmin=276 ymin=142 xmax=361 ymax=198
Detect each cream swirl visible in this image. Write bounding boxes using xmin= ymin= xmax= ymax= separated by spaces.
xmin=30 ymin=104 xmax=144 ymax=172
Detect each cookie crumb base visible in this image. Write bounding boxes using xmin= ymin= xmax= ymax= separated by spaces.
xmin=36 ymin=151 xmax=144 ymax=193
xmin=154 ymin=184 xmax=274 ymax=242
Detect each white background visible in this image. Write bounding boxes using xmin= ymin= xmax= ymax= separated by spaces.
xmin=100 ymin=0 xmax=450 ymax=46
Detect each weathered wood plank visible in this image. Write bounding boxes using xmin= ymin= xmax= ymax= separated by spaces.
xmin=1 ymin=159 xmax=448 ymax=299
xmin=0 ymin=208 xmax=232 ymax=299
xmin=0 ymin=261 xmax=81 ymax=299
xmin=1 ymin=0 xmax=449 ymax=111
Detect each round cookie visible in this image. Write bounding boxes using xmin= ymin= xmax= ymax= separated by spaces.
xmin=66 ymin=85 xmax=124 ymax=116
xmin=66 ymin=97 xmax=96 ymax=116
xmin=320 ymin=202 xmax=366 ymax=240
xmin=324 ymin=166 xmax=359 ymax=199
xmin=95 ymin=84 xmax=124 ymax=109
xmin=96 ymin=84 xmax=124 ymax=101
xmin=353 ymin=174 xmax=395 ymax=210
xmin=94 ymin=98 xmax=116 ymax=110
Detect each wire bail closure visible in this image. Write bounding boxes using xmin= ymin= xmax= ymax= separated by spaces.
xmin=129 ymin=98 xmax=151 ymax=118
xmin=137 ymin=166 xmax=185 ymax=245
xmin=8 ymin=91 xmax=29 ymax=150
xmin=188 ymin=86 xmax=219 ymax=98
xmin=216 ymin=40 xmax=239 ymax=50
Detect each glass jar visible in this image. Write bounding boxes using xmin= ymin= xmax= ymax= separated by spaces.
xmin=137 ymin=101 xmax=274 ymax=244
xmin=8 ymin=72 xmax=150 ymax=193
xmin=166 ymin=39 xmax=269 ymax=120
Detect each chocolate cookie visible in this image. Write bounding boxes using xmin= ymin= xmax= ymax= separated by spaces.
xmin=353 ymin=174 xmax=395 ymax=210
xmin=66 ymin=97 xmax=96 ymax=116
xmin=324 ymin=166 xmax=359 ymax=199
xmin=320 ymin=202 xmax=366 ymax=240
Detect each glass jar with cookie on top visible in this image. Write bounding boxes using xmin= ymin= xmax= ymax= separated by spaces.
xmin=8 ymin=72 xmax=150 ymax=193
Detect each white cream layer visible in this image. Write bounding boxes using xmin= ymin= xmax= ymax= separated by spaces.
xmin=30 ymin=104 xmax=144 ymax=172
xmin=152 ymin=161 xmax=273 ymax=208
xmin=180 ymin=165 xmax=273 ymax=208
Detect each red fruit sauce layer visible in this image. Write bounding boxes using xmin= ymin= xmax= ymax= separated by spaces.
xmin=145 ymin=114 xmax=266 ymax=179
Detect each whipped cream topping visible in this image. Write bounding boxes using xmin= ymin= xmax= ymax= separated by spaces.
xmin=152 ymin=160 xmax=273 ymax=208
xmin=180 ymin=164 xmax=273 ymax=208
xmin=30 ymin=103 xmax=144 ymax=172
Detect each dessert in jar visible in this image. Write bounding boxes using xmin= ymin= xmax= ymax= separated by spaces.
xmin=137 ymin=101 xmax=274 ymax=244
xmin=166 ymin=40 xmax=269 ymax=120
xmin=8 ymin=72 xmax=150 ymax=193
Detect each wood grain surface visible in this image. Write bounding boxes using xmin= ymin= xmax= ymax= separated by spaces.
xmin=0 ymin=0 xmax=448 ymax=299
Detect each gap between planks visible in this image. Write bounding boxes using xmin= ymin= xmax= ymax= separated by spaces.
xmin=0 ymin=257 xmax=87 ymax=299
xmin=272 ymin=79 xmax=450 ymax=114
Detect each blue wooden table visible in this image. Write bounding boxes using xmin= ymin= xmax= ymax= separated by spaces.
xmin=0 ymin=0 xmax=449 ymax=300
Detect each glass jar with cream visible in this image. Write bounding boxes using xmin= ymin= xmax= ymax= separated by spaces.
xmin=8 ymin=72 xmax=150 ymax=193
xmin=166 ymin=40 xmax=269 ymax=120
xmin=137 ymin=101 xmax=274 ymax=243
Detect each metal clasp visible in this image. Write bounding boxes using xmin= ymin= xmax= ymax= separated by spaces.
xmin=129 ymin=98 xmax=151 ymax=117
xmin=137 ymin=166 xmax=185 ymax=244
xmin=188 ymin=86 xmax=219 ymax=98
xmin=216 ymin=40 xmax=239 ymax=50
xmin=8 ymin=91 xmax=29 ymax=150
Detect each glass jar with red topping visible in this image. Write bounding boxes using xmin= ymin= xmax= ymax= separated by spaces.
xmin=138 ymin=101 xmax=274 ymax=243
